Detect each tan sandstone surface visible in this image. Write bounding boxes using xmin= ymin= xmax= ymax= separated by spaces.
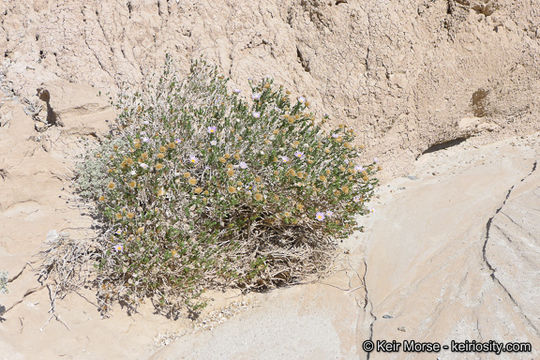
xmin=1 ymin=1 xmax=540 ymax=359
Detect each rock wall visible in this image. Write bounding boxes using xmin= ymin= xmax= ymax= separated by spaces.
xmin=1 ymin=0 xmax=539 ymax=175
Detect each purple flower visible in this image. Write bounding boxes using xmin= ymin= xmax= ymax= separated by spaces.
xmin=142 ymin=136 xmax=150 ymax=143
xmin=373 ymin=157 xmax=379 ymax=164
xmin=332 ymin=133 xmax=339 ymax=138
xmin=239 ymin=161 xmax=248 ymax=169
xmin=294 ymin=151 xmax=304 ymax=159
xmin=353 ymin=196 xmax=361 ymax=203
xmin=175 ymin=138 xmax=182 ymax=144
xmin=210 ymin=140 xmax=217 ymax=146
xmin=298 ymin=96 xmax=306 ymax=104
xmin=252 ymin=92 xmax=261 ymax=100
xmin=355 ymin=165 xmax=365 ymax=172
xmin=207 ymin=126 xmax=217 ymax=134
xmin=114 ymin=243 xmax=124 ymax=252
xmin=325 ymin=210 xmax=334 ymax=217
xmin=188 ymin=155 xmax=199 ymax=164
xmin=279 ymin=155 xmax=290 ymax=163
xmin=252 ymin=111 xmax=261 ymax=118
xmin=315 ymin=212 xmax=325 ymax=221
xmin=233 ymin=89 xmax=241 ymax=94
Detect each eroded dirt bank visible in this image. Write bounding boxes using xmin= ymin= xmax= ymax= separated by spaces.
xmin=1 ymin=1 xmax=539 ymax=359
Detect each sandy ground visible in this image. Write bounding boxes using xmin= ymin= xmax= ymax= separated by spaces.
xmin=1 ymin=81 xmax=537 ymax=359
xmin=151 ymin=133 xmax=540 ymax=359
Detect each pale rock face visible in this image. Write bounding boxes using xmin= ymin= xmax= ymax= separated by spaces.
xmin=0 ymin=1 xmax=539 ymax=359
xmin=1 ymin=0 xmax=539 ymax=176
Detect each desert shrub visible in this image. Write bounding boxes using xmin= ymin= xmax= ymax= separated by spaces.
xmin=75 ymin=56 xmax=378 ymax=317
xmin=0 ymin=271 xmax=7 ymax=294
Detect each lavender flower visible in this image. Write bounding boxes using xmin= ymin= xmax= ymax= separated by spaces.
xmin=279 ymin=155 xmax=290 ymax=163
xmin=189 ymin=155 xmax=199 ymax=164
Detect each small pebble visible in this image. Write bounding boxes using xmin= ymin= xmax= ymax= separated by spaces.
xmin=382 ymin=314 xmax=393 ymax=319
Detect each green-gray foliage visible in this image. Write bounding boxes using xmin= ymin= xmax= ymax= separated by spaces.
xmin=75 ymin=56 xmax=379 ymax=318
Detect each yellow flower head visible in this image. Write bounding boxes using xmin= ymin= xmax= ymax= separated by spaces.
xmin=171 ymin=249 xmax=178 ymax=257
xmin=168 ymin=142 xmax=175 ymax=149
xmin=183 ymin=172 xmax=191 ymax=178
xmin=273 ymin=129 xmax=280 ymax=135
xmin=128 ymin=181 xmax=136 ymax=189
xmin=115 ymin=213 xmax=123 ymax=220
xmin=155 ymin=163 xmax=164 ymax=170
xmin=126 ymin=212 xmax=135 ymax=219
xmin=228 ymin=186 xmax=237 ymax=194
xmin=194 ymin=187 xmax=203 ymax=194
xmin=136 ymin=227 xmax=144 ymax=235
xmin=203 ymin=190 xmax=209 ymax=196
xmin=341 ymin=185 xmax=349 ymax=194
xmin=157 ymin=188 xmax=165 ymax=196
xmin=325 ymin=169 xmax=331 ymax=175
xmin=188 ymin=177 xmax=197 ymax=185
xmin=254 ymin=193 xmax=263 ymax=201
xmin=140 ymin=152 xmax=148 ymax=160
xmin=319 ymin=175 xmax=327 ymax=182
xmin=159 ymin=146 xmax=167 ymax=153
xmin=255 ymin=176 xmax=262 ymax=183
xmin=107 ymin=182 xmax=116 ymax=190
xmin=296 ymin=203 xmax=304 ymax=211
xmin=98 ymin=195 xmax=105 ymax=202
xmin=227 ymin=169 xmax=235 ymax=177
xmin=126 ymin=158 xmax=134 ymax=166
xmin=234 ymin=153 xmax=240 ymax=160
xmin=224 ymin=153 xmax=231 ymax=160
xmin=284 ymin=211 xmax=292 ymax=217
xmin=219 ymin=157 xmax=226 ymax=163
xmin=157 ymin=153 xmax=165 ymax=159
